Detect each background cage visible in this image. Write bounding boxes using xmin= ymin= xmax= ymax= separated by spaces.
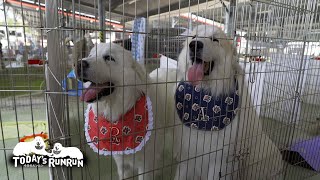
xmin=1 ymin=0 xmax=320 ymax=179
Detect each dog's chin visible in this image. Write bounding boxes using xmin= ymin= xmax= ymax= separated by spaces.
xmin=80 ymin=81 xmax=115 ymax=103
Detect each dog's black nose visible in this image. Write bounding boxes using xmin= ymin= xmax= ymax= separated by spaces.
xmin=189 ymin=41 xmax=203 ymax=52
xmin=76 ymin=60 xmax=89 ymax=79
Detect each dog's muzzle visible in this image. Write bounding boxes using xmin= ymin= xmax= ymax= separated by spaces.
xmin=189 ymin=40 xmax=203 ymax=53
xmin=188 ymin=40 xmax=214 ymax=76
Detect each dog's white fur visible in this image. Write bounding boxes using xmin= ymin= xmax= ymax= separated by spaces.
xmin=172 ymin=25 xmax=284 ymax=180
xmin=78 ymin=43 xmax=168 ymax=180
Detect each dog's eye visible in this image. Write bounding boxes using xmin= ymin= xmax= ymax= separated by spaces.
xmin=103 ymin=55 xmax=115 ymax=62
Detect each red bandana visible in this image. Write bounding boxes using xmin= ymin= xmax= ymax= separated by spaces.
xmin=84 ymin=96 xmax=153 ymax=155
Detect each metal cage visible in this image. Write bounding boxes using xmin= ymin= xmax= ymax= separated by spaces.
xmin=1 ymin=0 xmax=320 ymax=180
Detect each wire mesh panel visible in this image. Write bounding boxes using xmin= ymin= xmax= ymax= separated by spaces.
xmin=0 ymin=0 xmax=48 ymax=179
xmin=0 ymin=0 xmax=320 ymax=180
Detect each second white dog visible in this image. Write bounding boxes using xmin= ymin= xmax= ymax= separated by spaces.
xmin=51 ymin=143 xmax=83 ymax=160
xmin=172 ymin=25 xmax=284 ymax=180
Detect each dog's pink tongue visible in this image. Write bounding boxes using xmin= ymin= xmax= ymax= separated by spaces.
xmin=187 ymin=63 xmax=204 ymax=86
xmin=80 ymin=88 xmax=99 ymax=102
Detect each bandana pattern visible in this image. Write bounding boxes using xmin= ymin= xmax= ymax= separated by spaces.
xmin=175 ymin=82 xmax=239 ymax=131
xmin=84 ymin=96 xmax=153 ymax=155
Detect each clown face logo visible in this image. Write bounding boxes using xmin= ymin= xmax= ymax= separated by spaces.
xmin=12 ymin=136 xmax=84 ymax=168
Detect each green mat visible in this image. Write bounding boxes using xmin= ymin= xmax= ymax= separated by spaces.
xmin=0 ymin=121 xmax=47 ymax=140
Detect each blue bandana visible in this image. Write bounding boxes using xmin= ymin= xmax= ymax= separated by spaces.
xmin=175 ymin=81 xmax=239 ymax=131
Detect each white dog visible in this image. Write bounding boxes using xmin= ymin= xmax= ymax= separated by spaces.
xmin=77 ymin=43 xmax=168 ymax=180
xmin=13 ymin=136 xmax=48 ymax=156
xmin=172 ymin=25 xmax=284 ymax=180
xmin=51 ymin=143 xmax=83 ymax=160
